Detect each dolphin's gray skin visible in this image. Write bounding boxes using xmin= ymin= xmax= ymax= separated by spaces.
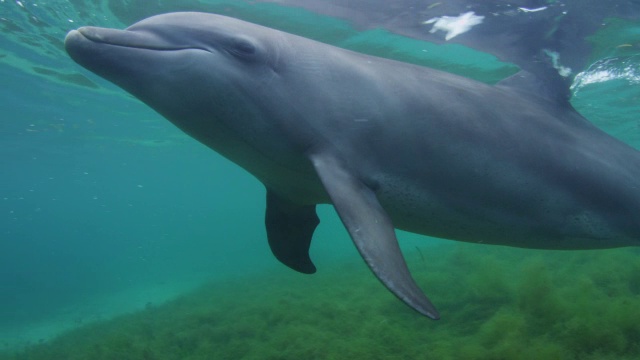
xmin=65 ymin=12 xmax=640 ymax=319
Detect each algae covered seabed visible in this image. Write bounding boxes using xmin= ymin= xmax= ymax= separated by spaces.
xmin=3 ymin=244 xmax=640 ymax=360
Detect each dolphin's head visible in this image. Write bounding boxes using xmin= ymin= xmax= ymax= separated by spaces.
xmin=65 ymin=12 xmax=293 ymax=143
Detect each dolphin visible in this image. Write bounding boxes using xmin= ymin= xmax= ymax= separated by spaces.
xmin=65 ymin=12 xmax=640 ymax=319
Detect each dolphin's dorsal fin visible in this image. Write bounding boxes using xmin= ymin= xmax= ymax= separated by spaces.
xmin=265 ymin=188 xmax=319 ymax=274
xmin=310 ymin=153 xmax=440 ymax=319
xmin=496 ymin=70 xmax=572 ymax=107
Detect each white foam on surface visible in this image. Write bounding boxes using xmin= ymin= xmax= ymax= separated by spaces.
xmin=424 ymin=12 xmax=485 ymax=41
xmin=572 ymin=56 xmax=640 ymax=92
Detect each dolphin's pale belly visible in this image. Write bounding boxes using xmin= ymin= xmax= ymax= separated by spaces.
xmin=367 ymin=126 xmax=640 ymax=250
xmin=380 ymin=186 xmax=631 ymax=250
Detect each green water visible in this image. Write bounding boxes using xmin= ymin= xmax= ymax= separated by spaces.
xmin=2 ymin=0 xmax=640 ymax=359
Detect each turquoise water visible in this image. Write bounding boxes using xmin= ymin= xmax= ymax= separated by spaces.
xmin=2 ymin=1 xmax=640 ymax=358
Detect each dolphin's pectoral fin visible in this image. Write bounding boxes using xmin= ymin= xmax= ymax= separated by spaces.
xmin=311 ymin=154 xmax=440 ymax=320
xmin=265 ymin=188 xmax=319 ymax=274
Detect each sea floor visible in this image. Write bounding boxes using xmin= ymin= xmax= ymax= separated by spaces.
xmin=3 ymin=243 xmax=640 ymax=360
xmin=0 ymin=278 xmax=207 ymax=352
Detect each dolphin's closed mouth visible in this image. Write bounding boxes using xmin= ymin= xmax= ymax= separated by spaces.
xmin=66 ymin=27 xmax=198 ymax=52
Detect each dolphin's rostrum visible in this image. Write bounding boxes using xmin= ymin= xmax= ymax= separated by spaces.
xmin=65 ymin=12 xmax=640 ymax=319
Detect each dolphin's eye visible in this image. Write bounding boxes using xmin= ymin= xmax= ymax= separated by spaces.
xmin=230 ymin=37 xmax=257 ymax=57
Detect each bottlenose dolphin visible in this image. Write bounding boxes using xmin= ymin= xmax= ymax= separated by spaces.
xmin=65 ymin=12 xmax=640 ymax=319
